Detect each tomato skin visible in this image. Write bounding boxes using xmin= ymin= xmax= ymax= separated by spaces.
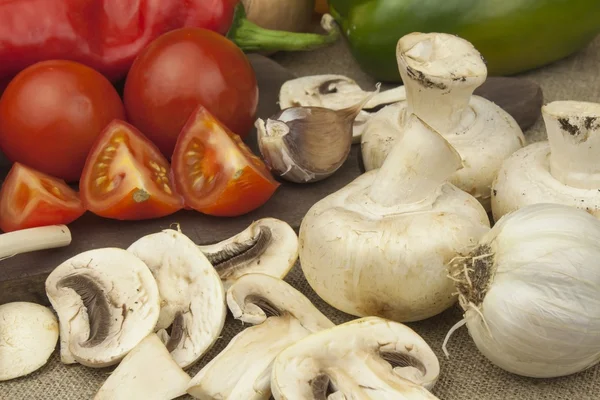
xmin=123 ymin=27 xmax=259 ymax=157
xmin=0 ymin=162 xmax=85 ymax=233
xmin=79 ymin=119 xmax=184 ymax=221
xmin=0 ymin=60 xmax=126 ymax=182
xmin=172 ymin=105 xmax=279 ymax=217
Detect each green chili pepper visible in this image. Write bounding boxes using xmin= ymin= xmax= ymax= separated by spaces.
xmin=329 ymin=0 xmax=600 ymax=82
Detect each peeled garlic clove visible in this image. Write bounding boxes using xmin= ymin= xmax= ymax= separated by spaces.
xmin=257 ymin=85 xmax=380 ymax=184
xmin=279 ymin=75 xmax=404 ymax=143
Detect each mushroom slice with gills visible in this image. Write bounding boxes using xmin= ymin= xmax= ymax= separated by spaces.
xmin=197 ymin=218 xmax=298 ymax=288
xmin=360 ymin=32 xmax=525 ymax=211
xmin=271 ymin=316 xmax=440 ymax=400
xmin=278 ymin=74 xmax=407 ymax=143
xmin=187 ymin=273 xmax=334 ymax=400
xmin=94 ymin=333 xmax=191 ymax=400
xmin=0 ymin=302 xmax=59 ymax=381
xmin=45 ymin=248 xmax=160 ymax=367
xmin=492 ymin=100 xmax=600 ymax=222
xmin=127 ymin=229 xmax=226 ymax=369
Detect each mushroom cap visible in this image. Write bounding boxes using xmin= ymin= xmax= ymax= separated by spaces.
xmin=271 ymin=316 xmax=440 ymax=399
xmin=187 ymin=273 xmax=334 ymax=400
xmin=491 ymin=141 xmax=600 ymax=222
xmin=360 ymin=95 xmax=524 ymax=211
xmin=45 ymin=247 xmax=161 ymax=367
xmin=198 ymin=218 xmax=298 ymax=287
xmin=127 ymin=229 xmax=227 ymax=369
xmin=227 ymin=273 xmax=335 ymax=331
xmin=94 ymin=333 xmax=191 ymax=400
xmin=0 ymin=302 xmax=59 ymax=381
xmin=299 ymin=170 xmax=490 ymax=322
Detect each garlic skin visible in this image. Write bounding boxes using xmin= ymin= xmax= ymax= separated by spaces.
xmin=278 ymin=75 xmax=406 ymax=143
xmin=448 ymin=203 xmax=600 ymax=378
xmin=361 ymin=33 xmax=525 ymax=211
xmin=492 ymin=100 xmax=600 ymax=221
xmin=256 ymin=87 xmax=379 ymax=183
xmin=299 ymin=115 xmax=490 ymax=322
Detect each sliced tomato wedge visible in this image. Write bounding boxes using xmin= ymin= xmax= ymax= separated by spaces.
xmin=172 ymin=105 xmax=280 ymax=217
xmin=79 ymin=119 xmax=184 ymax=220
xmin=0 ymin=162 xmax=86 ymax=232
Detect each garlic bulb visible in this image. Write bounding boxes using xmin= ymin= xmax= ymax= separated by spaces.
xmin=360 ymin=32 xmax=525 ymax=211
xmin=255 ymin=85 xmax=380 ymax=183
xmin=446 ymin=203 xmax=600 ymax=378
xmin=492 ymin=100 xmax=600 ymax=221
xmin=278 ymin=75 xmax=406 ymax=143
xmin=299 ymin=114 xmax=490 ymax=322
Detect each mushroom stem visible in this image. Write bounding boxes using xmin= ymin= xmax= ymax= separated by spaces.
xmin=397 ymin=32 xmax=487 ymax=136
xmin=543 ymin=101 xmax=600 ymax=190
xmin=368 ymin=116 xmax=463 ymax=207
xmin=0 ymin=225 xmax=71 ymax=260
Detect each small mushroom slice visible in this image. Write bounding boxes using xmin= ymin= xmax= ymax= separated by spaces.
xmin=278 ymin=75 xmax=406 ymax=143
xmin=197 ymin=218 xmax=298 ymax=288
xmin=187 ymin=273 xmax=334 ymax=400
xmin=127 ymin=229 xmax=227 ymax=369
xmin=271 ymin=316 xmax=440 ymax=400
xmin=0 ymin=302 xmax=59 ymax=381
xmin=95 ymin=333 xmax=191 ymax=400
xmin=45 ymin=248 xmax=160 ymax=367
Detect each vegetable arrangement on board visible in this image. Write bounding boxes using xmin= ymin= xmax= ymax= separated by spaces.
xmin=2 ymin=5 xmax=600 ymax=399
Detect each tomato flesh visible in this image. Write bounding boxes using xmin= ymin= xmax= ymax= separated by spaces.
xmin=172 ymin=105 xmax=280 ymax=217
xmin=80 ymin=120 xmax=184 ymax=220
xmin=0 ymin=60 xmax=125 ymax=182
xmin=0 ymin=163 xmax=86 ymax=232
xmin=123 ymin=27 xmax=259 ymax=157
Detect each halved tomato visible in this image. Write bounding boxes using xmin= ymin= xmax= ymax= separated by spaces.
xmin=0 ymin=163 xmax=86 ymax=232
xmin=172 ymin=105 xmax=280 ymax=217
xmin=79 ymin=120 xmax=184 ymax=220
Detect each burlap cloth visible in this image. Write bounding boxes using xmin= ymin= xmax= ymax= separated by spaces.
xmin=3 ymin=35 xmax=600 ymax=400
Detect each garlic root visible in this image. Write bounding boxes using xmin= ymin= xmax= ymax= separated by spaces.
xmin=361 ymin=32 xmax=525 ymax=211
xmin=492 ymin=100 xmax=600 ymax=221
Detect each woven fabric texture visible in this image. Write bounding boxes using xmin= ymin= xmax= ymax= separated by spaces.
xmin=3 ymin=34 xmax=600 ymax=400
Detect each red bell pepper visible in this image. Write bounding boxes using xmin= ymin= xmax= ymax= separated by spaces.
xmin=0 ymin=0 xmax=339 ymax=87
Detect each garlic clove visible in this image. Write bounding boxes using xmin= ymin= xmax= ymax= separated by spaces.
xmin=257 ymin=85 xmax=380 ymax=183
xmin=278 ymin=75 xmax=404 ymax=143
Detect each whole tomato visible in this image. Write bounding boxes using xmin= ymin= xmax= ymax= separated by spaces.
xmin=123 ymin=27 xmax=259 ymax=158
xmin=0 ymin=60 xmax=125 ymax=182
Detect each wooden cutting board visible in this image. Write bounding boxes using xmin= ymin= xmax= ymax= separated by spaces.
xmin=0 ymin=55 xmax=543 ymax=305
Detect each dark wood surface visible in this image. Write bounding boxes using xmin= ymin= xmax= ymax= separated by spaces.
xmin=0 ymin=55 xmax=543 ymax=305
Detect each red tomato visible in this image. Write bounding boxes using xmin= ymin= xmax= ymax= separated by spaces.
xmin=0 ymin=163 xmax=85 ymax=232
xmin=0 ymin=60 xmax=126 ymax=182
xmin=172 ymin=105 xmax=279 ymax=217
xmin=79 ymin=119 xmax=184 ymax=220
xmin=123 ymin=27 xmax=259 ymax=157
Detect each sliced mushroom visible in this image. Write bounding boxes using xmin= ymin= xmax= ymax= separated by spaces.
xmin=271 ymin=316 xmax=440 ymax=400
xmin=127 ymin=229 xmax=227 ymax=369
xmin=197 ymin=218 xmax=298 ymax=288
xmin=94 ymin=333 xmax=191 ymax=400
xmin=278 ymin=75 xmax=406 ymax=143
xmin=187 ymin=273 xmax=334 ymax=400
xmin=45 ymin=248 xmax=160 ymax=367
xmin=0 ymin=302 xmax=59 ymax=381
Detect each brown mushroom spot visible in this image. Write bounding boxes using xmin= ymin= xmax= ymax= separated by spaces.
xmin=380 ymin=350 xmax=427 ymax=376
xmin=310 ymin=374 xmax=336 ymax=399
xmin=165 ymin=312 xmax=185 ymax=353
xmin=245 ymin=295 xmax=282 ymax=318
xmin=405 ymin=66 xmax=447 ymax=91
xmin=204 ymin=226 xmax=272 ymax=279
xmin=57 ymin=274 xmax=112 ymax=347
xmin=318 ymin=79 xmax=346 ymax=95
